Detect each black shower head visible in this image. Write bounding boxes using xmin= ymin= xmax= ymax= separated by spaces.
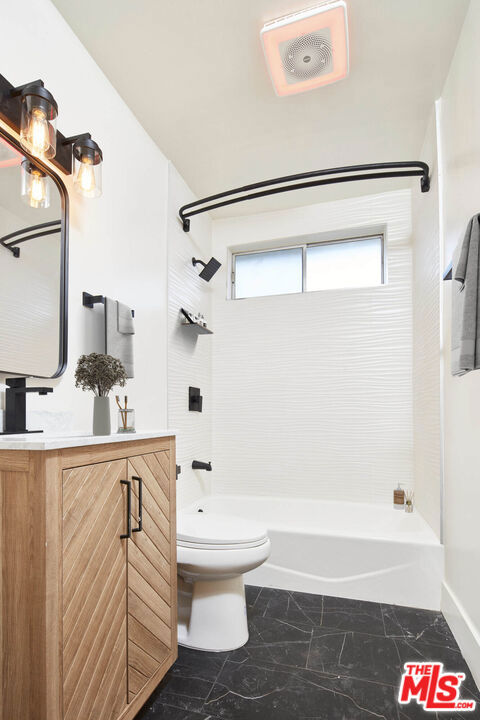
xmin=192 ymin=257 xmax=221 ymax=282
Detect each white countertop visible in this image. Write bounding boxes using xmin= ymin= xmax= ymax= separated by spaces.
xmin=0 ymin=429 xmax=175 ymax=451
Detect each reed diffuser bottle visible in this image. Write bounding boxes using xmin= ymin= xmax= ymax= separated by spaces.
xmin=116 ymin=395 xmax=136 ymax=433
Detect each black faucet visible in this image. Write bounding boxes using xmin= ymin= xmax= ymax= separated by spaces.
xmin=2 ymin=378 xmax=53 ymax=435
xmin=192 ymin=460 xmax=212 ymax=471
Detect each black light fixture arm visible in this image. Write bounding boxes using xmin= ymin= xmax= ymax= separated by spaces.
xmin=179 ymin=161 xmax=430 ymax=232
xmin=9 ymin=78 xmax=45 ymax=97
xmin=63 ymin=132 xmax=92 ymax=145
xmin=63 ymin=133 xmax=103 ymax=163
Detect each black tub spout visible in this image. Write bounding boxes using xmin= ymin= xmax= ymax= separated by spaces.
xmin=192 ymin=460 xmax=212 ymax=471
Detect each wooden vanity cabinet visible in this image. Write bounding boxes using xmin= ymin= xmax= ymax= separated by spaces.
xmin=0 ymin=436 xmax=177 ymax=720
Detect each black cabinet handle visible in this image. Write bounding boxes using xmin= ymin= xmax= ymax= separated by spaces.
xmin=120 ymin=479 xmax=132 ymax=539
xmin=132 ymin=475 xmax=143 ymax=533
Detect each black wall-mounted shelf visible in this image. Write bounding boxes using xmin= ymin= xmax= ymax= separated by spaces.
xmin=180 ymin=308 xmax=213 ymax=335
xmin=181 ymin=321 xmax=213 ymax=335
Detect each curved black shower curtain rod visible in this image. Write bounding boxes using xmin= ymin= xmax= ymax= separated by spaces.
xmin=0 ymin=219 xmax=62 ymax=258
xmin=179 ymin=161 xmax=430 ymax=232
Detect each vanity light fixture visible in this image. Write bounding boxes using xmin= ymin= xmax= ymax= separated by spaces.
xmin=9 ymin=80 xmax=59 ymax=159
xmin=63 ymin=134 xmax=103 ymax=198
xmin=21 ymin=159 xmax=50 ymax=209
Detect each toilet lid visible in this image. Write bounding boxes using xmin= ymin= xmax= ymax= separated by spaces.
xmin=177 ymin=512 xmax=268 ymax=547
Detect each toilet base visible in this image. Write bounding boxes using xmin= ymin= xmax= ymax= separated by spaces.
xmin=177 ymin=574 xmax=249 ymax=652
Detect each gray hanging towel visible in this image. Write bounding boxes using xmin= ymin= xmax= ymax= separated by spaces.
xmin=117 ymin=301 xmax=135 ymax=335
xmin=105 ymin=297 xmax=134 ymax=378
xmin=452 ymin=215 xmax=480 ymax=376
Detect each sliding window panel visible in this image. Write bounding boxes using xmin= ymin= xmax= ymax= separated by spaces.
xmin=234 ymin=247 xmax=303 ymax=299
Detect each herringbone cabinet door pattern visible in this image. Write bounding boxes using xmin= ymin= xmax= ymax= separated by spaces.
xmin=127 ymin=452 xmax=172 ymax=701
xmin=62 ymin=460 xmax=128 ymax=720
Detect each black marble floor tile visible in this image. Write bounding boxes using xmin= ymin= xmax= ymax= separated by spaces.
xmin=322 ymin=595 xmax=386 ymax=636
xmin=229 ymin=613 xmax=313 ymax=670
xmin=205 ymin=661 xmax=401 ymax=720
xmin=245 ymin=584 xmax=262 ymax=610
xmin=135 ymin=585 xmax=480 ymax=720
xmin=255 ymin=587 xmax=317 ymax=625
xmin=382 ymin=603 xmax=460 ymax=649
xmin=308 ymin=627 xmax=401 ymax=685
xmin=169 ymin=645 xmax=230 ymax=683
xmin=136 ymin=702 xmax=214 ymax=720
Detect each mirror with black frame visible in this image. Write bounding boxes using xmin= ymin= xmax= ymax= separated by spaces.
xmin=0 ymin=128 xmax=68 ymax=378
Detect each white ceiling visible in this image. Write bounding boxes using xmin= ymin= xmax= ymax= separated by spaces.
xmin=52 ymin=0 xmax=468 ymax=217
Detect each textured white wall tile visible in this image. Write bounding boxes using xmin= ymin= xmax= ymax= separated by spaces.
xmin=211 ymin=190 xmax=414 ymax=504
xmin=167 ymin=165 xmax=213 ymax=508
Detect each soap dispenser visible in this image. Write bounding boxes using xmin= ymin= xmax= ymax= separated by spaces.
xmin=393 ymin=483 xmax=405 ymax=510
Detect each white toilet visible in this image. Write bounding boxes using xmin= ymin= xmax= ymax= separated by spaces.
xmin=176 ymin=512 xmax=271 ymax=652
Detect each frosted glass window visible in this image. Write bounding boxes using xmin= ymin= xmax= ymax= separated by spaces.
xmin=234 ymin=247 xmax=303 ymax=299
xmin=306 ymin=236 xmax=383 ymax=291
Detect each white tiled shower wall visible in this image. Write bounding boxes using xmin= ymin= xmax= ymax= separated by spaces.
xmin=210 ymin=190 xmax=414 ymax=504
xmin=167 ymin=165 xmax=213 ymax=508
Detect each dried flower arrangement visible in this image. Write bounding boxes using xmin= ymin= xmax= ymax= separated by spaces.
xmin=75 ymin=353 xmax=127 ymax=397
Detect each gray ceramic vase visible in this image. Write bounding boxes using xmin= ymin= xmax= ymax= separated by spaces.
xmin=93 ymin=396 xmax=111 ymax=436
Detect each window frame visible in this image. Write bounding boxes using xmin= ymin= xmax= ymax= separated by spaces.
xmin=231 ymin=232 xmax=385 ymax=300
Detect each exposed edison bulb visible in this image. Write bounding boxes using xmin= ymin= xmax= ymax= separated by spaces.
xmin=21 ymin=160 xmax=50 ymax=209
xmin=29 ymin=171 xmax=47 ymax=207
xmin=77 ymin=156 xmax=96 ymax=194
xmin=73 ymin=151 xmax=102 ymax=198
xmin=24 ymin=107 xmax=50 ymax=156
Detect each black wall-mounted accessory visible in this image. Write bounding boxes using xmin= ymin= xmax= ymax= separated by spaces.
xmin=0 ymin=220 xmax=61 ymax=259
xmin=179 ymin=162 xmax=431 ymax=232
xmin=176 ymin=464 xmax=182 ymax=479
xmin=63 ymin=134 xmax=103 ymax=198
xmin=189 ymin=386 xmax=203 ymax=412
xmin=0 ymin=378 xmax=53 ymax=435
xmin=83 ymin=291 xmax=135 ymax=317
xmin=192 ymin=460 xmax=212 ymax=471
xmin=192 ymin=256 xmax=222 ymax=281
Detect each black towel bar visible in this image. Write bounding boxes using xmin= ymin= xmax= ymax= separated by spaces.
xmin=83 ymin=291 xmax=135 ymax=317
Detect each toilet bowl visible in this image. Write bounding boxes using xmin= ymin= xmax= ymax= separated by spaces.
xmin=176 ymin=512 xmax=271 ymax=652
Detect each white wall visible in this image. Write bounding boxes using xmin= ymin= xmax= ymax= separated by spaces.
xmin=167 ymin=165 xmax=213 ymax=508
xmin=434 ymin=0 xmax=480 ymax=689
xmin=0 ymin=0 xmax=169 ymax=433
xmin=411 ymin=110 xmax=442 ymax=537
xmin=211 ymin=190 xmax=414 ymax=504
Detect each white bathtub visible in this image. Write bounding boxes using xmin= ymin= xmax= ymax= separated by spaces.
xmin=185 ymin=494 xmax=444 ymax=610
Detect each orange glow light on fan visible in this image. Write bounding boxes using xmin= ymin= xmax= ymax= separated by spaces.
xmin=261 ymin=1 xmax=349 ymax=96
